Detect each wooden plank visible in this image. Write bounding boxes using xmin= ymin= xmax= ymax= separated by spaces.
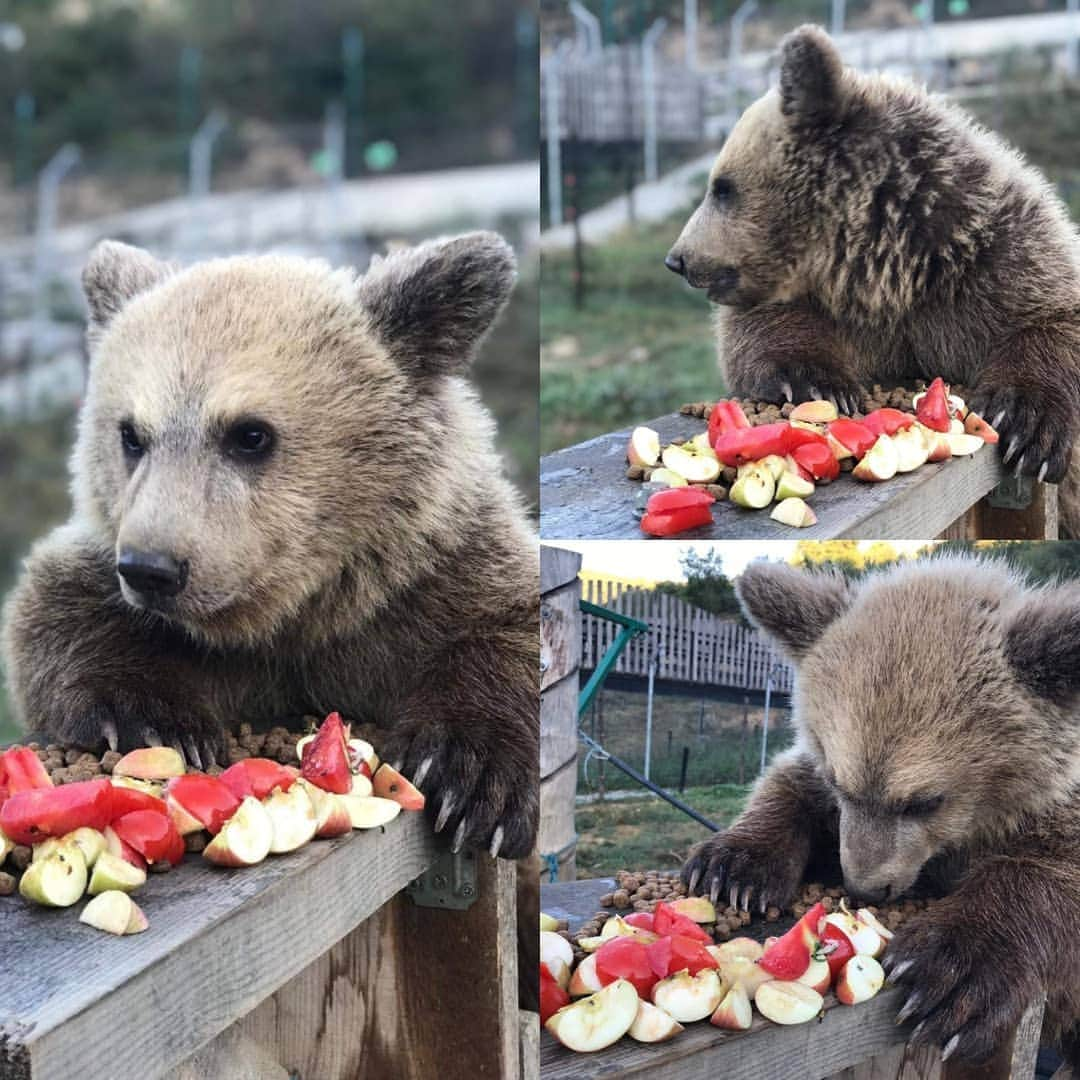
xmin=540 ymin=413 xmax=1008 ymax=540
xmin=521 ymin=1011 xmax=541 ymax=1080
xmin=542 ymin=581 xmax=582 ymax=692
xmin=975 ymin=478 xmax=1058 ymax=540
xmin=218 ymin=854 xmax=519 ymax=1080
xmin=541 ymin=675 xmax=580 ymax=781
xmin=541 ymin=545 xmax=583 ymax=596
xmin=0 ymin=813 xmax=440 ymax=1080
xmin=539 ymin=764 xmax=580 ymax=882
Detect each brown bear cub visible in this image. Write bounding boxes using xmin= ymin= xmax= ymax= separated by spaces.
xmin=682 ymin=557 xmax=1080 ymax=1065
xmin=1 ymin=234 xmax=538 ymax=859
xmin=666 ymin=26 xmax=1080 ymax=534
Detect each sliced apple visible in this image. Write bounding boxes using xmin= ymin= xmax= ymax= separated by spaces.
xmin=797 ymin=956 xmax=831 ymax=994
xmin=916 ymin=423 xmax=953 ymax=462
xmin=758 ymin=454 xmax=788 ymax=482
xmin=103 ymin=824 xmax=147 ymax=871
xmin=545 ymin=978 xmax=639 ymax=1052
xmin=629 ymin=999 xmax=684 ymax=1042
xmin=852 ymin=435 xmax=898 ymax=482
xmin=263 ymin=783 xmax=318 ymax=853
xmin=823 ymin=909 xmax=884 ymax=958
xmin=372 ymin=763 xmax=425 ymax=810
xmin=716 ymin=956 xmax=773 ymax=997
xmin=946 ymin=431 xmax=986 ymax=456
xmin=126 ymin=900 xmax=149 ymax=934
xmin=19 ymin=843 xmax=87 ymax=907
xmin=165 ymin=792 xmax=207 ymax=836
xmin=296 ymin=780 xmax=353 ymax=839
xmin=113 ymin=747 xmax=185 ymax=781
xmin=80 ymin=890 xmax=135 ymax=935
xmin=111 ymin=776 xmax=164 ymax=796
xmin=569 ymin=952 xmax=605 ymax=996
xmin=790 ymin=400 xmax=838 ymax=423
xmin=730 ymin=466 xmax=775 ymax=509
xmin=950 ymin=417 xmax=966 ymax=435
xmin=541 ymin=929 xmax=575 ymax=976
xmin=340 ymin=794 xmax=401 ymax=830
xmin=646 ymin=467 xmax=689 ymax=488
xmin=855 ymin=908 xmax=895 ymax=943
xmin=710 ymin=982 xmax=753 ymax=1030
xmin=771 ymin=497 xmax=817 ymax=528
xmin=651 ymin=968 xmax=724 ymax=1023
xmin=662 ymin=444 xmax=721 ymax=484
xmin=540 ymin=912 xmax=559 ymax=933
xmin=964 ymin=411 xmax=999 ymax=444
xmin=835 ymin=954 xmax=885 ymax=1005
xmin=0 ymin=826 xmax=12 ymax=864
xmin=88 ymin=850 xmax=147 ymax=895
xmin=776 ymin=471 xmax=815 ymax=499
xmin=627 ymin=426 xmax=661 ymax=468
xmin=667 ymin=896 xmax=717 ymax=923
xmin=710 ymin=937 xmax=764 ymax=964
xmin=754 ymin=980 xmax=823 ymax=1025
xmin=892 ymin=428 xmax=929 ymax=473
xmin=203 ymin=795 xmax=273 ymax=867
xmin=826 ymin=433 xmax=853 ymax=461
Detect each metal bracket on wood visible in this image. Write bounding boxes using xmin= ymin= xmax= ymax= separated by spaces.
xmin=406 ymin=849 xmax=477 ymax=910
xmin=986 ymin=474 xmax=1033 ymax=510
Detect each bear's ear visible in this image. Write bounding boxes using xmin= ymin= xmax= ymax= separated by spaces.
xmin=778 ymin=25 xmax=845 ymax=126
xmin=83 ymin=240 xmax=173 ymax=329
xmin=1004 ymin=585 xmax=1080 ymax=703
xmin=357 ymin=231 xmax=516 ymax=379
xmin=736 ymin=562 xmax=851 ymax=660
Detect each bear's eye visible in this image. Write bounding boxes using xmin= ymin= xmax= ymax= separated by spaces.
xmin=900 ymin=794 xmax=945 ymax=817
xmin=224 ymin=420 xmax=275 ymax=460
xmin=711 ymin=176 xmax=735 ymax=204
xmin=119 ymin=421 xmax=144 ymax=458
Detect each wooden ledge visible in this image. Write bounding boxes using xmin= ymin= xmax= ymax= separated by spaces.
xmin=0 ymin=812 xmax=440 ymax=1080
xmin=539 ymin=412 xmax=1037 ymax=540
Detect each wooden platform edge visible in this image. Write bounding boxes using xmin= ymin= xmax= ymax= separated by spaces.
xmin=16 ymin=815 xmax=441 ymax=1080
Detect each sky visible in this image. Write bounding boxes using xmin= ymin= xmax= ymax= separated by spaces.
xmin=543 ymin=540 xmax=933 ymax=583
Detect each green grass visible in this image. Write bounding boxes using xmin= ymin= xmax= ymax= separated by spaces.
xmin=580 ymin=687 xmax=795 ymax=794
xmin=540 ymin=210 xmax=720 ymax=454
xmin=575 ymin=783 xmax=752 ymax=879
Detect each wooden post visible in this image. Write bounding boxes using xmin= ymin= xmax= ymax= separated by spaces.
xmin=540 ymin=545 xmax=583 ymax=883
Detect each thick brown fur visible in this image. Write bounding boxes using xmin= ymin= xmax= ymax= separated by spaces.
xmin=667 ymin=25 xmax=1080 ymax=533
xmin=1 ymin=235 xmax=538 ymax=860
xmin=682 ymin=557 xmax=1080 ymax=1065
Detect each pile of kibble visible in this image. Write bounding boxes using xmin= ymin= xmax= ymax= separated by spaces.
xmin=561 ymin=869 xmax=934 ymax=965
xmin=625 ymin=381 xmax=973 ymax=497
xmin=0 ymin=720 xmax=367 ymax=895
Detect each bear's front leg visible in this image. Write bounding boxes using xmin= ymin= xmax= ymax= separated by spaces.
xmin=2 ymin=527 xmax=227 ymax=765
xmin=722 ymin=301 xmax=864 ymax=414
xmin=682 ymin=748 xmax=838 ymax=912
xmin=379 ymin=634 xmax=537 ymax=860
xmin=968 ymin=324 xmax=1080 ymax=484
xmin=886 ymin=851 xmax=1080 ymax=1063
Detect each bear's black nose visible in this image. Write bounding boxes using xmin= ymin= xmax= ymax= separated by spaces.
xmin=117 ymin=549 xmax=188 ymax=597
xmin=664 ymin=252 xmax=686 ymax=277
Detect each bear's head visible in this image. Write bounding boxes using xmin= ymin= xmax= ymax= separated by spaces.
xmin=666 ymin=25 xmax=850 ymax=306
xmin=75 ymin=234 xmax=517 ymax=647
xmin=737 ymin=557 xmax=1080 ymax=902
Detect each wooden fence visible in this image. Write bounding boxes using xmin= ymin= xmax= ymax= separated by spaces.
xmin=580 ymin=579 xmax=794 ymax=694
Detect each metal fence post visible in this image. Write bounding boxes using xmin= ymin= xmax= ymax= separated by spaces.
xmin=570 ymin=1 xmax=602 ymax=55
xmin=188 ymin=109 xmax=227 ymax=200
xmin=545 ymin=42 xmax=573 ymax=228
xmin=642 ymin=18 xmax=667 ymax=184
xmin=830 ymin=0 xmax=845 ymax=38
xmin=32 ymin=143 xmax=80 ymax=362
xmin=685 ymin=0 xmax=698 ymax=71
xmin=1068 ymin=0 xmax=1079 ymax=79
xmin=759 ymin=662 xmax=775 ymax=776
xmin=728 ymin=0 xmax=759 ymax=121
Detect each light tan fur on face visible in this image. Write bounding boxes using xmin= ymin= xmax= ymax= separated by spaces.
xmin=73 ymin=250 xmax=526 ymax=647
